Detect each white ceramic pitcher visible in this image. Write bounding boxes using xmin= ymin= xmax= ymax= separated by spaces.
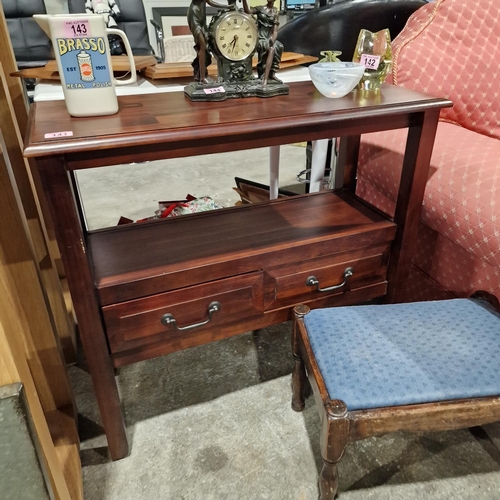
xmin=34 ymin=14 xmax=137 ymax=117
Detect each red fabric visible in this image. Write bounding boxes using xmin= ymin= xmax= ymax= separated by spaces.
xmin=357 ymin=0 xmax=500 ymax=302
xmin=357 ymin=123 xmax=500 ymax=268
xmin=409 ymin=224 xmax=500 ymax=303
xmin=389 ymin=0 xmax=500 ymax=140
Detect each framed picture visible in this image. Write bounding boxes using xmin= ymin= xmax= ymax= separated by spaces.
xmin=152 ymin=7 xmax=219 ymax=38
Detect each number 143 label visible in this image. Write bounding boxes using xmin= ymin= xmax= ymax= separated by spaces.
xmin=360 ymin=54 xmax=380 ymax=70
xmin=64 ymin=20 xmax=90 ymax=38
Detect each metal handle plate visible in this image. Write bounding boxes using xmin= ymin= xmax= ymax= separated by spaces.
xmin=306 ymin=267 xmax=354 ymax=293
xmin=160 ymin=301 xmax=221 ymax=331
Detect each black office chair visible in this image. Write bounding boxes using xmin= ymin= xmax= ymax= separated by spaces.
xmin=2 ymin=0 xmax=53 ymax=69
xmin=68 ymin=0 xmax=165 ymax=61
xmin=278 ymin=0 xmax=428 ymax=60
xmin=277 ymin=0 xmax=428 ymax=191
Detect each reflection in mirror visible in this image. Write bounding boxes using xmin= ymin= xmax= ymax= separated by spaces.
xmin=75 ymin=145 xmax=310 ymax=230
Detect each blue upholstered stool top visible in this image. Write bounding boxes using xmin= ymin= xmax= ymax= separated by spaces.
xmin=303 ymin=299 xmax=500 ymax=411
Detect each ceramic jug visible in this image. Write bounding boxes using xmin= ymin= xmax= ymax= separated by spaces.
xmin=34 ymin=14 xmax=137 ymax=117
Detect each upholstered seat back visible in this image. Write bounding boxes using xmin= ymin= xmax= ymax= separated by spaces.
xmin=389 ymin=0 xmax=500 ymax=139
xmin=2 ymin=0 xmax=53 ymax=68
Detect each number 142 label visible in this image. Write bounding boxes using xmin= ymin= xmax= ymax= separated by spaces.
xmin=360 ymin=54 xmax=380 ymax=70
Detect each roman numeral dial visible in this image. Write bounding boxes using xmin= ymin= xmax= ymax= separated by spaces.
xmin=214 ymin=11 xmax=258 ymax=62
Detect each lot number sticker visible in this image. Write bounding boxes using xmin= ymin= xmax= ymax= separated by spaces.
xmin=360 ymin=54 xmax=380 ymax=70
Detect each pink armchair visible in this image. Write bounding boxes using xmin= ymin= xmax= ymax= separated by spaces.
xmin=356 ymin=0 xmax=500 ymax=302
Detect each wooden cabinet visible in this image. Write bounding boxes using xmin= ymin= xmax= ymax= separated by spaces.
xmin=24 ymin=82 xmax=451 ymax=459
xmin=98 ymin=190 xmax=395 ymax=364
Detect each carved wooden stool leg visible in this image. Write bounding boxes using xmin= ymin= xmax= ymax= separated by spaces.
xmin=319 ymin=400 xmax=349 ymax=500
xmin=319 ymin=461 xmax=339 ymax=500
xmin=292 ymin=305 xmax=310 ymax=411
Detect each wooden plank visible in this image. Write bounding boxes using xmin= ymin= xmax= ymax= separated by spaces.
xmin=0 ymin=3 xmax=69 ymax=305
xmin=10 ymin=53 xmax=314 ymax=81
xmin=0 ymin=60 xmax=77 ymax=364
xmin=46 ymin=407 xmax=84 ymax=500
xmin=11 ymin=55 xmax=159 ymax=80
xmin=0 ymin=325 xmax=81 ymax=500
xmin=144 ymin=52 xmax=317 ymax=79
xmin=0 ymin=129 xmax=83 ymax=496
xmin=46 ymin=55 xmax=158 ymax=72
xmin=0 ymin=3 xmax=28 ymax=136
xmin=0 ymin=137 xmax=75 ymax=414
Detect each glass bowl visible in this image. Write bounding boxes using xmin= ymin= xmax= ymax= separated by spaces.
xmin=308 ymin=62 xmax=365 ymax=98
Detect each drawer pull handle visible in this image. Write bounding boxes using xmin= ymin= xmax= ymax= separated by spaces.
xmin=160 ymin=301 xmax=221 ymax=331
xmin=306 ymin=267 xmax=354 ymax=293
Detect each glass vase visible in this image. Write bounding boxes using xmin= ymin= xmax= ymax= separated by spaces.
xmin=352 ymin=28 xmax=392 ymax=92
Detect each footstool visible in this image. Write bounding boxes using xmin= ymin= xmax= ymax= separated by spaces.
xmin=291 ymin=294 xmax=500 ymax=499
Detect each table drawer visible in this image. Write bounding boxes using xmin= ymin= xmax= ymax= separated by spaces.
xmin=103 ymin=272 xmax=264 ymax=354
xmin=264 ymin=244 xmax=390 ymax=310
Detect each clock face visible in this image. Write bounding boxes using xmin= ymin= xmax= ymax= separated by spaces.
xmin=214 ymin=11 xmax=258 ymax=62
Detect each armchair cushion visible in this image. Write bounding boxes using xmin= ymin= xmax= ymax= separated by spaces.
xmin=389 ymin=0 xmax=500 ymax=139
xmin=304 ymin=298 xmax=500 ymax=410
xmin=357 ymin=123 xmax=500 ymax=268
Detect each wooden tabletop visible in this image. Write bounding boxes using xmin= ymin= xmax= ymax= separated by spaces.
xmin=24 ymin=82 xmax=452 ymax=167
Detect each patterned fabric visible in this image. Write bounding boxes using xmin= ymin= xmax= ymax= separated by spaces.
xmin=389 ymin=0 xmax=500 ymax=140
xmin=356 ymin=0 xmax=500 ymax=304
xmin=303 ymin=299 xmax=500 ymax=410
xmin=396 ymin=262 xmax=455 ymax=304
xmin=412 ymin=224 xmax=500 ymax=302
xmin=357 ymin=123 xmax=500 ymax=268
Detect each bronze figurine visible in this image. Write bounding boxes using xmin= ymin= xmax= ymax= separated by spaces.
xmin=185 ymin=0 xmax=289 ymax=100
xmin=187 ymin=0 xmax=212 ymax=83
xmin=241 ymin=0 xmax=283 ymax=85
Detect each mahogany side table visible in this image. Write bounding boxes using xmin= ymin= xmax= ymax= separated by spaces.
xmin=24 ymin=82 xmax=451 ymax=460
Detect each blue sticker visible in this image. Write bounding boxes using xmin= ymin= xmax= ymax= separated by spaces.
xmin=57 ymin=37 xmax=113 ymax=90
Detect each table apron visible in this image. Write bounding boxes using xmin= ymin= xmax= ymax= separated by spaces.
xmin=63 ymin=112 xmax=423 ymax=170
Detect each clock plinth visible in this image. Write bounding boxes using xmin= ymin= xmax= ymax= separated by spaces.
xmin=184 ymin=80 xmax=289 ymax=102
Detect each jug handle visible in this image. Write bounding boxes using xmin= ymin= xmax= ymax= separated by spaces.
xmin=106 ymin=28 xmax=137 ymax=86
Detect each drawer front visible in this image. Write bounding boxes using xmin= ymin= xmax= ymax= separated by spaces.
xmin=264 ymin=244 xmax=390 ymax=310
xmin=103 ymin=272 xmax=263 ymax=353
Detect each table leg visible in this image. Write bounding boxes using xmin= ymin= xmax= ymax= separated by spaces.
xmin=386 ymin=109 xmax=440 ymax=302
xmin=310 ymin=139 xmax=329 ymax=192
xmin=334 ymin=135 xmax=360 ymax=191
xmin=34 ymin=156 xmax=129 ymax=461
xmin=269 ymin=146 xmax=280 ymax=199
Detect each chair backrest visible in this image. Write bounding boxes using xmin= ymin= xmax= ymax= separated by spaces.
xmin=390 ymin=0 xmax=500 ymax=140
xmin=2 ymin=0 xmax=53 ymax=68
xmin=68 ymin=0 xmax=153 ymax=56
xmin=277 ymin=0 xmax=428 ymax=60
